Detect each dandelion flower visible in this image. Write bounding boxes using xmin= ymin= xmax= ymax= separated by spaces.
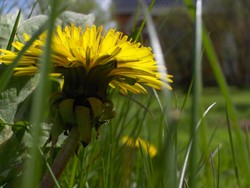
xmin=0 ymin=24 xmax=172 ymax=100
xmin=0 ymin=24 xmax=172 ymax=185
xmin=122 ymin=136 xmax=157 ymax=158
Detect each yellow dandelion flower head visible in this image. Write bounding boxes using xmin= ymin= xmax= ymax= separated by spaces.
xmin=0 ymin=24 xmax=173 ymax=99
xmin=121 ymin=136 xmax=157 ymax=158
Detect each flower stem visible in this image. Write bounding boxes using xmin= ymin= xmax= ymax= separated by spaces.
xmin=40 ymin=127 xmax=79 ymax=188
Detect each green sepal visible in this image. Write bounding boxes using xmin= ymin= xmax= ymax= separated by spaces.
xmin=75 ymin=105 xmax=92 ymax=146
xmin=49 ymin=92 xmax=66 ymax=107
xmin=87 ymin=97 xmax=103 ymax=119
xmin=59 ymin=98 xmax=76 ymax=124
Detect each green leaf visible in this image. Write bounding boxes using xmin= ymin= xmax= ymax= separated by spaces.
xmin=0 ymin=76 xmax=38 ymax=124
xmin=0 ymin=126 xmax=12 ymax=147
xmin=0 ymin=88 xmax=18 ymax=124
xmin=17 ymin=75 xmax=39 ymax=103
xmin=17 ymin=15 xmax=61 ymax=40
xmin=58 ymin=11 xmax=95 ymax=27
xmin=17 ymin=11 xmax=95 ymax=39
xmin=0 ymin=125 xmax=25 ymax=186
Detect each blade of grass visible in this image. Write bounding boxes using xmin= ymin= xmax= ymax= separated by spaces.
xmin=132 ymin=0 xmax=140 ymax=33
xmin=21 ymin=0 xmax=60 ymax=187
xmin=245 ymin=126 xmax=250 ymax=159
xmin=195 ymin=123 xmax=220 ymax=177
xmin=174 ymin=78 xmax=193 ymax=166
xmin=69 ymin=155 xmax=78 ymax=188
xmin=185 ymin=0 xmax=250 ymax=183
xmin=135 ymin=0 xmax=155 ymax=42
xmin=138 ymin=0 xmax=171 ymax=122
xmin=195 ymin=144 xmax=222 ymax=186
xmin=38 ymin=147 xmax=61 ymax=188
xmin=216 ymin=146 xmax=221 ymax=188
xmin=202 ymin=28 xmax=250 ymax=181
xmin=209 ymin=145 xmax=221 ymax=188
xmin=6 ymin=9 xmax=21 ymax=50
xmin=178 ymin=102 xmax=216 ymax=188
xmin=79 ymin=139 xmax=99 ymax=187
xmin=225 ymin=106 xmax=240 ymax=186
xmin=189 ymin=0 xmax=202 ymax=187
xmin=138 ymin=0 xmax=175 ymax=187
xmin=197 ymin=144 xmax=222 ymax=188
xmin=28 ymin=0 xmax=40 ymax=19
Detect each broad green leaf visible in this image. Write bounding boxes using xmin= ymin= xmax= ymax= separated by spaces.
xmin=0 ymin=76 xmax=38 ymax=124
xmin=17 ymin=11 xmax=95 ymax=39
xmin=16 ymin=15 xmax=61 ymax=40
xmin=58 ymin=11 xmax=95 ymax=27
xmin=0 ymin=88 xmax=18 ymax=124
xmin=0 ymin=125 xmax=25 ymax=186
xmin=17 ymin=75 xmax=39 ymax=103
xmin=0 ymin=126 xmax=12 ymax=147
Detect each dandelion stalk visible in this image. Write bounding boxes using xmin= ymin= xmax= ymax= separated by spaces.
xmin=40 ymin=126 xmax=79 ymax=188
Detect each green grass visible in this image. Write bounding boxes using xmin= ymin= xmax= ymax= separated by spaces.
xmin=56 ymin=87 xmax=250 ymax=187
xmin=175 ymin=87 xmax=250 ymax=187
xmin=176 ymin=87 xmax=250 ymax=125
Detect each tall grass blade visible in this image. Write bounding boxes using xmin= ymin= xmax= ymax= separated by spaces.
xmin=216 ymin=146 xmax=221 ymax=188
xmin=199 ymin=20 xmax=250 ymax=185
xmin=152 ymin=89 xmax=168 ymax=144
xmin=69 ymin=155 xmax=78 ymax=188
xmin=225 ymin=107 xmax=240 ymax=186
xmin=138 ymin=0 xmax=176 ymax=187
xmin=138 ymin=0 xmax=171 ymax=109
xmin=38 ymin=147 xmax=61 ymax=188
xmin=178 ymin=102 xmax=216 ymax=188
xmin=21 ymin=0 xmax=60 ymax=187
xmin=189 ymin=0 xmax=202 ymax=187
xmin=180 ymin=78 xmax=193 ymax=114
xmin=6 ymin=9 xmax=21 ymax=50
xmin=185 ymin=0 xmax=250 ymax=185
xmin=202 ymin=28 xmax=250 ymax=181
xmin=135 ymin=0 xmax=155 ymax=42
xmin=28 ymin=0 xmax=40 ymax=19
xmin=209 ymin=145 xmax=221 ymax=188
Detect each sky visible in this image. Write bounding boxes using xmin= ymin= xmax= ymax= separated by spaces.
xmin=96 ymin=0 xmax=111 ymax=10
xmin=0 ymin=0 xmax=114 ymax=26
xmin=0 ymin=0 xmax=112 ymax=15
xmin=0 ymin=0 xmax=30 ymax=14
